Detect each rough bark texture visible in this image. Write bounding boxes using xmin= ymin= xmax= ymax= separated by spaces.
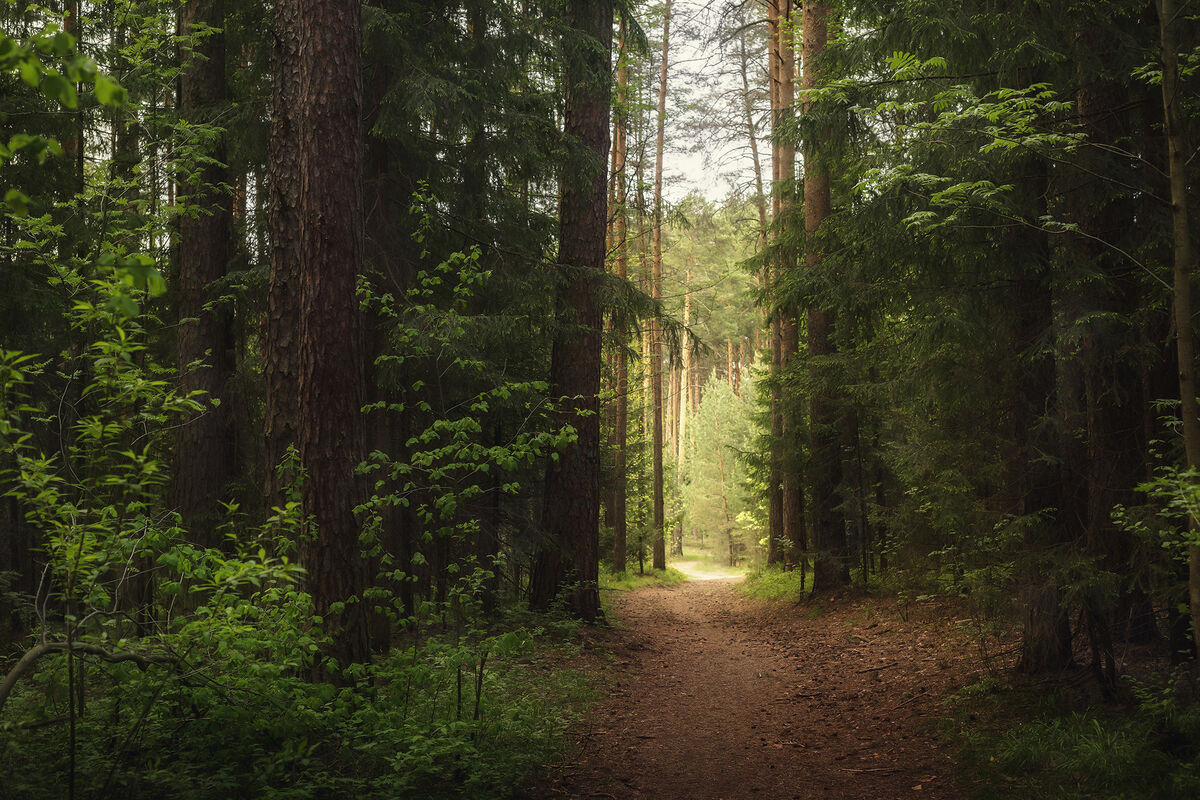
xmin=775 ymin=1 xmax=803 ymax=568
xmin=175 ymin=0 xmax=234 ymax=547
xmin=765 ymin=0 xmax=784 ymax=567
xmin=649 ymin=0 xmax=672 ymax=572
xmin=264 ymin=0 xmax=302 ymax=503
xmin=528 ymin=0 xmax=612 ymax=620
xmin=294 ymin=0 xmax=370 ymax=667
xmin=1067 ymin=20 xmax=1146 ymax=674
xmin=1008 ymin=159 xmax=1073 ymax=674
xmin=1159 ymin=0 xmax=1200 ymax=661
xmin=612 ymin=24 xmax=629 ymax=574
xmin=803 ymin=1 xmax=848 ymax=591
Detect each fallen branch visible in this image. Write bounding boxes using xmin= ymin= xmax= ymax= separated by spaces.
xmin=0 ymin=642 xmax=175 ymax=715
xmin=892 ymin=688 xmax=932 ymax=710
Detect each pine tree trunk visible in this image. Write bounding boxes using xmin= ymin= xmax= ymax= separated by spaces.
xmin=679 ymin=262 xmax=691 ymax=467
xmin=777 ymin=2 xmax=802 ymax=568
xmin=612 ymin=22 xmax=629 ymax=574
xmin=295 ymin=0 xmax=370 ymax=668
xmin=265 ymin=0 xmax=302 ymax=503
xmin=1159 ymin=0 xmax=1200 ymax=661
xmin=649 ymin=0 xmax=672 ymax=572
xmin=529 ymin=0 xmax=612 ymax=620
xmin=175 ymin=0 xmax=234 ymax=547
xmin=766 ymin=0 xmax=785 ymax=567
xmin=803 ymin=0 xmax=847 ymax=591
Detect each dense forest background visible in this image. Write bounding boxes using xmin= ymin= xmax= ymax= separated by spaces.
xmin=2 ymin=0 xmax=1200 ymax=797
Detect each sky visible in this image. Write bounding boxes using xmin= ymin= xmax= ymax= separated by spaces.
xmin=656 ymin=0 xmax=766 ymax=203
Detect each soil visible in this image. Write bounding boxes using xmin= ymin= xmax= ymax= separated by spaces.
xmin=542 ymin=575 xmax=985 ymax=800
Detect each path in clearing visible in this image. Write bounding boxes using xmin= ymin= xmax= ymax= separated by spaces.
xmin=548 ymin=575 xmax=976 ymax=800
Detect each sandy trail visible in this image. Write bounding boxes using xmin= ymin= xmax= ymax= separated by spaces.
xmin=548 ymin=579 xmax=970 ymax=800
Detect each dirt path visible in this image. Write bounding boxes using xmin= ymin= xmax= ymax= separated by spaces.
xmin=548 ymin=578 xmax=975 ymax=800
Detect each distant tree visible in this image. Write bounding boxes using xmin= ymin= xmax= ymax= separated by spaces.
xmin=175 ymin=0 xmax=234 ymax=547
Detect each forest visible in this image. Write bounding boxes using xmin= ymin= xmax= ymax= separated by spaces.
xmin=1 ymin=0 xmax=1199 ymax=797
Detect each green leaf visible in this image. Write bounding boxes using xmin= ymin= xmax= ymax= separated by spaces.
xmin=50 ymin=31 xmax=74 ymax=57
xmin=4 ymin=189 xmax=30 ymax=217
xmin=19 ymin=59 xmax=39 ymax=87
xmin=41 ymin=73 xmax=77 ymax=109
xmin=94 ymin=73 xmax=124 ymax=106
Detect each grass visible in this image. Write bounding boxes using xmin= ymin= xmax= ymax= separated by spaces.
xmin=944 ymin=674 xmax=1200 ymax=800
xmin=739 ymin=565 xmax=811 ymax=602
xmin=599 ymin=566 xmax=689 ymax=592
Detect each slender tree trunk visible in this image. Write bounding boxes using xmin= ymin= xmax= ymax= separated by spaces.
xmin=294 ymin=0 xmax=370 ymax=667
xmin=739 ymin=29 xmax=769 ymax=250
xmin=1159 ymin=0 xmax=1200 ymax=661
xmin=679 ymin=261 xmax=691 ymax=467
xmin=765 ymin=0 xmax=785 ymax=567
xmin=528 ymin=0 xmax=612 ymax=620
xmin=649 ymin=0 xmax=672 ymax=571
xmin=803 ymin=0 xmax=847 ymax=590
xmin=612 ymin=22 xmax=629 ymax=574
xmin=175 ymin=0 xmax=234 ymax=547
xmin=265 ymin=0 xmax=302 ymax=503
xmin=774 ymin=2 xmax=803 ymax=569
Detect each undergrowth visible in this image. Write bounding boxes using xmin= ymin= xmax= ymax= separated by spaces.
xmin=945 ymin=674 xmax=1200 ymax=800
xmin=739 ymin=566 xmax=810 ymax=602
xmin=0 ymin=609 xmax=599 ymax=800
xmin=599 ymin=567 xmax=687 ymax=592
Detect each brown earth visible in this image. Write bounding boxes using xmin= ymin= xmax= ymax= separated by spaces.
xmin=543 ymin=577 xmax=987 ymax=800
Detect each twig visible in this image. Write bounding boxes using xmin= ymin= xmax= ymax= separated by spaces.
xmin=892 ymin=688 xmax=932 ymax=710
xmin=856 ymin=661 xmax=898 ymax=673
xmin=0 ymin=642 xmax=175 ymax=715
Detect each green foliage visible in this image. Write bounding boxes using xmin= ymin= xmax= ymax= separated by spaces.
xmin=680 ymin=373 xmax=759 ymax=564
xmin=739 ymin=566 xmax=810 ymax=603
xmin=0 ymin=622 xmax=594 ymax=799
xmin=600 ymin=566 xmax=687 ymax=592
xmin=947 ymin=678 xmax=1200 ymax=800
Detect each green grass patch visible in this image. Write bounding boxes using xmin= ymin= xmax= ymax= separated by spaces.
xmin=945 ymin=675 xmax=1200 ymax=800
xmin=600 ymin=567 xmax=688 ymax=592
xmin=739 ymin=565 xmax=810 ymax=602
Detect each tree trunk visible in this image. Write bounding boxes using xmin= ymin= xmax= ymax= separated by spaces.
xmin=766 ymin=0 xmax=785 ymax=567
xmin=679 ymin=261 xmax=691 ymax=467
xmin=612 ymin=21 xmax=629 ymax=574
xmin=175 ymin=0 xmax=234 ymax=547
xmin=265 ymin=0 xmax=302 ymax=504
xmin=776 ymin=2 xmax=803 ymax=569
xmin=803 ymin=1 xmax=847 ymax=591
xmin=649 ymin=0 xmax=672 ymax=572
xmin=1159 ymin=0 xmax=1200 ymax=661
xmin=528 ymin=0 xmax=612 ymax=620
xmin=294 ymin=0 xmax=370 ymax=668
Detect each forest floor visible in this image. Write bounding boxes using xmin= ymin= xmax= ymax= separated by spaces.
xmin=540 ymin=574 xmax=987 ymax=800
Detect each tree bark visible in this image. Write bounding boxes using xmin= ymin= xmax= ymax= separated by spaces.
xmin=175 ymin=0 xmax=234 ymax=547
xmin=265 ymin=0 xmax=302 ymax=504
xmin=612 ymin=21 xmax=629 ymax=574
xmin=649 ymin=0 xmax=672 ymax=572
xmin=775 ymin=1 xmax=803 ymax=568
xmin=294 ymin=0 xmax=370 ymax=667
xmin=529 ymin=0 xmax=612 ymax=620
xmin=766 ymin=0 xmax=785 ymax=567
xmin=1159 ymin=0 xmax=1200 ymax=661
xmin=803 ymin=0 xmax=847 ymax=591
